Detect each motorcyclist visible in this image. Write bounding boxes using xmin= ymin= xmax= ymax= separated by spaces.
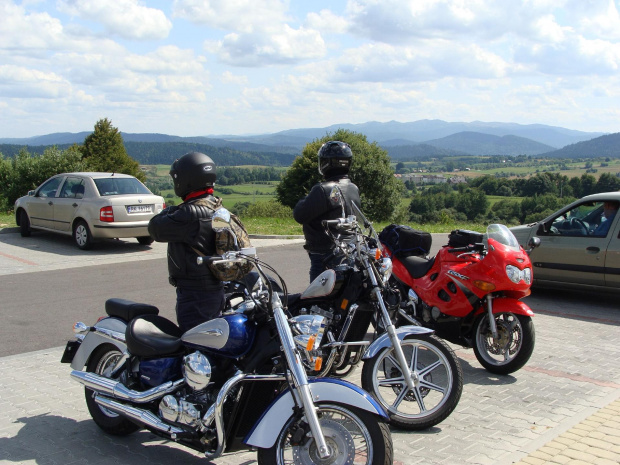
xmin=293 ymin=141 xmax=362 ymax=282
xmin=148 ymin=152 xmax=225 ymax=332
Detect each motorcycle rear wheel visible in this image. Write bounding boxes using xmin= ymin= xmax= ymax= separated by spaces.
xmin=257 ymin=403 xmax=393 ymax=465
xmin=84 ymin=344 xmax=139 ymax=436
xmin=361 ymin=334 xmax=463 ymax=430
xmin=473 ymin=312 xmax=535 ymax=375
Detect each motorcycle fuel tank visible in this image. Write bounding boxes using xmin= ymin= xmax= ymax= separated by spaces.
xmin=182 ymin=313 xmax=256 ymax=358
xmin=301 ymin=267 xmax=348 ymax=299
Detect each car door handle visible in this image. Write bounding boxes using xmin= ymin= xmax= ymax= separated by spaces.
xmin=586 ymin=246 xmax=600 ymax=253
xmin=48 ymin=201 xmax=53 ymax=206
xmin=72 ymin=203 xmax=78 ymax=207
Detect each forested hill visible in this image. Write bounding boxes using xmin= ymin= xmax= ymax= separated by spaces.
xmin=541 ymin=132 xmax=620 ymax=158
xmin=0 ymin=141 xmax=298 ymax=167
xmin=123 ymin=141 xmax=296 ymax=166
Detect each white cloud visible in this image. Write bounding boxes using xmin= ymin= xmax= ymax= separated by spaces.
xmin=56 ymin=0 xmax=172 ymax=40
xmin=0 ymin=65 xmax=70 ymax=98
xmin=214 ymin=26 xmax=326 ymax=66
xmin=174 ymin=0 xmax=327 ymax=66
xmin=173 ymin=0 xmax=290 ymax=33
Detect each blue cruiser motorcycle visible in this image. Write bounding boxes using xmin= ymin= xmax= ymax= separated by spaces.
xmin=61 ymin=218 xmax=393 ymax=464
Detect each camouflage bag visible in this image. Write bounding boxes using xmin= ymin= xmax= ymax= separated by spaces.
xmin=192 ymin=197 xmax=254 ymax=281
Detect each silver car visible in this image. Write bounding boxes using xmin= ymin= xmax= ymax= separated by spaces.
xmin=510 ymin=192 xmax=620 ymax=293
xmin=14 ymin=172 xmax=166 ymax=249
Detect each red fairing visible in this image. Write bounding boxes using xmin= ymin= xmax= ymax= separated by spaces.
xmin=388 ymin=237 xmax=533 ymax=318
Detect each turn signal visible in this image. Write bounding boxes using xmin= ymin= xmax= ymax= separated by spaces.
xmin=314 ymin=357 xmax=323 ymax=371
xmin=306 ymin=335 xmax=316 ymax=351
xmin=473 ymin=280 xmax=496 ymax=292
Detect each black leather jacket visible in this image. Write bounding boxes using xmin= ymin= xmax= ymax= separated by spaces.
xmin=293 ymin=176 xmax=361 ymax=252
xmin=148 ymin=195 xmax=222 ymax=291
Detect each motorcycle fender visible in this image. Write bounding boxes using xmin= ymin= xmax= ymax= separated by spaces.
xmin=474 ymin=298 xmax=534 ymax=318
xmin=362 ymin=325 xmax=435 ymax=360
xmin=69 ymin=318 xmax=128 ymax=370
xmin=244 ymin=378 xmax=388 ymax=449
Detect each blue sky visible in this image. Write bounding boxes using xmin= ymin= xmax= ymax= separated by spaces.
xmin=1 ymin=0 xmax=620 ymax=138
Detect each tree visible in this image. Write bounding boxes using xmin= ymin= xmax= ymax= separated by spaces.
xmin=0 ymin=146 xmax=84 ymax=208
xmin=595 ymin=172 xmax=620 ymax=193
xmin=80 ymin=118 xmax=145 ymax=182
xmin=276 ymin=129 xmax=403 ymax=221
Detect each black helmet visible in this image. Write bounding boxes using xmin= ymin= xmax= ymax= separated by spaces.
xmin=318 ymin=141 xmax=353 ymax=177
xmin=170 ymin=152 xmax=216 ymax=198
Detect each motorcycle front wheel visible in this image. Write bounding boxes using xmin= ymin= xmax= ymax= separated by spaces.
xmin=361 ymin=334 xmax=463 ymax=430
xmin=256 ymin=403 xmax=393 ymax=465
xmin=473 ymin=312 xmax=535 ymax=375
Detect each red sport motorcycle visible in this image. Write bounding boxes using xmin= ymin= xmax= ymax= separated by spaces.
xmin=380 ymin=224 xmax=540 ymax=375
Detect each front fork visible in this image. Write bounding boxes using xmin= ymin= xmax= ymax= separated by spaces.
xmin=486 ymin=294 xmax=499 ymax=339
xmin=272 ymin=295 xmax=331 ymax=460
xmin=365 ymin=257 xmax=417 ymax=394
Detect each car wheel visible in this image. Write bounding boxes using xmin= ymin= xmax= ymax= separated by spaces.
xmin=19 ymin=210 xmax=31 ymax=237
xmin=137 ymin=236 xmax=154 ymax=245
xmin=74 ymin=220 xmax=94 ymax=250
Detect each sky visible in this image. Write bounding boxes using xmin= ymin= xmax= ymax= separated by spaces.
xmin=2 ymin=0 xmax=620 ymax=139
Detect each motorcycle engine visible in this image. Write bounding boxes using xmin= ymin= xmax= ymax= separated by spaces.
xmin=159 ymin=395 xmax=202 ymax=427
xmin=183 ymin=351 xmax=212 ymax=391
xmin=159 ymin=351 xmax=215 ymax=428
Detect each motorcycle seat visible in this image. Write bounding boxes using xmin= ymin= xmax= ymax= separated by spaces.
xmin=400 ymin=255 xmax=436 ymax=279
xmin=105 ymin=298 xmax=159 ymax=322
xmin=126 ymin=314 xmax=183 ymax=357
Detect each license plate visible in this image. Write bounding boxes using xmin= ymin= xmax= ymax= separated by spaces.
xmin=61 ymin=340 xmax=80 ymax=363
xmin=127 ymin=204 xmax=153 ymax=213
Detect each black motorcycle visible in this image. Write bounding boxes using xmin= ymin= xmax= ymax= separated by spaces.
xmin=225 ymin=202 xmax=463 ymax=430
xmin=61 ymin=208 xmax=394 ymax=464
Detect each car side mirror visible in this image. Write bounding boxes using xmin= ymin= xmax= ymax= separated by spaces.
xmin=28 ymin=190 xmax=35 ymax=197
xmin=526 ymin=237 xmax=541 ymax=255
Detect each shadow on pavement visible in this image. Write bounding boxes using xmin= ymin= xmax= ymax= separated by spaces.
xmin=0 ymin=413 xmax=251 ymax=465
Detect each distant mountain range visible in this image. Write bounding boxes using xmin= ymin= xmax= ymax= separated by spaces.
xmin=1 ymin=119 xmax=617 ymax=165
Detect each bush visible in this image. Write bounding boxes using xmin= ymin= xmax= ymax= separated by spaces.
xmin=242 ymin=200 xmax=293 ymax=219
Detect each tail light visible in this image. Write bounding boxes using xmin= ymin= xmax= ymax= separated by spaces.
xmin=100 ymin=206 xmax=114 ymax=222
xmin=163 ymin=202 xmax=167 ymax=209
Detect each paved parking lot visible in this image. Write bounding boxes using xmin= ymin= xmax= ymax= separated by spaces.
xmin=0 ymin=230 xmax=619 ymax=464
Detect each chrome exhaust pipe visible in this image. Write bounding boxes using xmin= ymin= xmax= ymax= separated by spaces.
xmin=94 ymin=395 xmax=185 ymax=435
xmin=70 ymin=370 xmax=183 ymax=403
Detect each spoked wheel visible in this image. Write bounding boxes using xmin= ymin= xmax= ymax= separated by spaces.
xmin=84 ymin=344 xmax=139 ymax=436
xmin=361 ymin=334 xmax=463 ymax=430
xmin=257 ymin=403 xmax=393 ymax=465
xmin=473 ymin=312 xmax=535 ymax=375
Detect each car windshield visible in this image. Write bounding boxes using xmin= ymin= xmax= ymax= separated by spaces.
xmin=484 ymin=224 xmax=520 ymax=251
xmin=94 ymin=177 xmax=151 ymax=196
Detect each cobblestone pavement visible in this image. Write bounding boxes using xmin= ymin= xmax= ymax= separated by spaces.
xmin=1 ymin=300 xmax=619 ymax=465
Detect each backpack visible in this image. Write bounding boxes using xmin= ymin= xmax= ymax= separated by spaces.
xmin=192 ymin=197 xmax=254 ymax=281
xmin=378 ymin=224 xmax=432 ymax=258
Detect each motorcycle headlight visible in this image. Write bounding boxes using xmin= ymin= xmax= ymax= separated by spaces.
xmin=506 ymin=265 xmax=531 ymax=284
xmin=290 ymin=314 xmax=326 ymax=348
xmin=289 ymin=314 xmax=326 ymax=370
xmin=378 ymin=257 xmax=393 ymax=284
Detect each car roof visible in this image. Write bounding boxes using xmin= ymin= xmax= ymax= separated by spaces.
xmin=578 ymin=192 xmax=620 ymax=202
xmin=56 ymin=172 xmax=138 ymax=179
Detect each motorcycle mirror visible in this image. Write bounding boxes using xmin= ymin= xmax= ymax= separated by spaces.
xmin=212 ymin=207 xmax=232 ymax=229
xmin=329 ymin=185 xmax=346 ymax=219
